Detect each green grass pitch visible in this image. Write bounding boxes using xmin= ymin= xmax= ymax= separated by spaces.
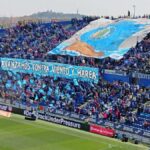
xmin=0 ymin=114 xmax=149 ymax=150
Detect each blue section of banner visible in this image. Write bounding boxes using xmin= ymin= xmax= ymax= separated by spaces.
xmin=0 ymin=58 xmax=99 ymax=83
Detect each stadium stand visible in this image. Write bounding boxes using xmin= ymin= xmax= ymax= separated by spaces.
xmin=0 ymin=70 xmax=149 ymax=130
xmin=0 ymin=18 xmax=149 ymax=136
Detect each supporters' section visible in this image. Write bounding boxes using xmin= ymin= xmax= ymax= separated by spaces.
xmin=0 ymin=58 xmax=99 ymax=83
xmin=0 ymin=70 xmax=149 ymax=131
xmin=51 ymin=19 xmax=150 ymax=59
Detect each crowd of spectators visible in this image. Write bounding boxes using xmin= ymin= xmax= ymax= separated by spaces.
xmin=0 ymin=18 xmax=149 ymax=130
xmin=0 ymin=70 xmax=149 ymax=129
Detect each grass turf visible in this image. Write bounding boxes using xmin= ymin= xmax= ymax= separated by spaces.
xmin=0 ymin=114 xmax=149 ymax=150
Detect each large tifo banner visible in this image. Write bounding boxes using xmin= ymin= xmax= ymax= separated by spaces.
xmin=0 ymin=58 xmax=99 ymax=83
xmin=50 ymin=18 xmax=150 ymax=60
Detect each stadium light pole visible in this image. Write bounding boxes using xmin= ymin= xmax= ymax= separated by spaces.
xmin=133 ymin=5 xmax=136 ymax=18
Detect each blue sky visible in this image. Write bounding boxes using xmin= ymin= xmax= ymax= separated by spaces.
xmin=0 ymin=0 xmax=149 ymax=17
